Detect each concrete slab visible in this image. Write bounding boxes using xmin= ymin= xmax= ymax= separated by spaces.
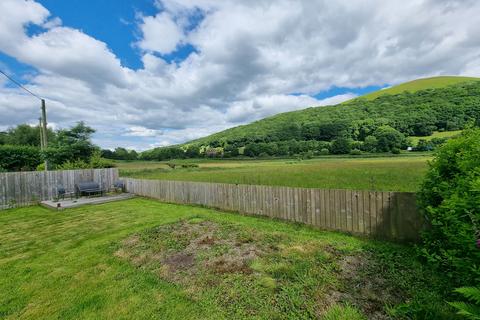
xmin=41 ymin=193 xmax=135 ymax=210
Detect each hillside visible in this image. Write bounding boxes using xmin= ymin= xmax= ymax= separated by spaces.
xmin=359 ymin=76 xmax=480 ymax=101
xmin=142 ymin=77 xmax=480 ymax=160
xmin=185 ymin=77 xmax=480 ymax=146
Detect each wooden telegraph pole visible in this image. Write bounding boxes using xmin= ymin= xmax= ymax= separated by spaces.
xmin=39 ymin=117 xmax=44 ymax=149
xmin=41 ymin=99 xmax=48 ymax=171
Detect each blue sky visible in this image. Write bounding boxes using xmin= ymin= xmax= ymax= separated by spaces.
xmin=12 ymin=0 xmax=381 ymax=98
xmin=0 ymin=0 xmax=478 ymax=149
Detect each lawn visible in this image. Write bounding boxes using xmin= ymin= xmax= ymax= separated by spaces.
xmin=0 ymin=198 xmax=457 ymax=319
xmin=409 ymin=130 xmax=463 ymax=145
xmin=118 ymin=154 xmax=431 ymax=192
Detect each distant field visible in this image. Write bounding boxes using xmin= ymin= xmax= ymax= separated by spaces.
xmin=118 ymin=154 xmax=431 ymax=192
xmin=359 ymin=76 xmax=479 ymax=101
xmin=409 ymin=130 xmax=462 ymax=145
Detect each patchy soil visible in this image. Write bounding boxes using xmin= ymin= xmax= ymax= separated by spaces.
xmin=322 ymin=247 xmax=404 ymax=320
xmin=115 ymin=218 xmax=276 ymax=286
xmin=115 ymin=218 xmax=415 ymax=319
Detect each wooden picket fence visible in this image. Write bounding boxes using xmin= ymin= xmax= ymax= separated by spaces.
xmin=0 ymin=168 xmax=119 ymax=209
xmin=123 ymin=178 xmax=424 ymax=242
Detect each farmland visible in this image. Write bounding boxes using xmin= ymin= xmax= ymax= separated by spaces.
xmin=118 ymin=154 xmax=431 ymax=192
xmin=0 ymin=199 xmax=456 ymax=319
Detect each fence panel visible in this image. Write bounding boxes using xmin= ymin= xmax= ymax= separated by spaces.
xmin=0 ymin=168 xmax=119 ymax=209
xmin=123 ymin=178 xmax=423 ymax=242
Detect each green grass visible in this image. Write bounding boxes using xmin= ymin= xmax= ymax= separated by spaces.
xmin=409 ymin=130 xmax=463 ymax=145
xmin=358 ymin=76 xmax=480 ymax=101
xmin=119 ymin=154 xmax=431 ymax=192
xmin=0 ymin=199 xmax=457 ymax=319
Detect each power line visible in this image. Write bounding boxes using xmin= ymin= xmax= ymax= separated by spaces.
xmin=0 ymin=68 xmax=43 ymax=101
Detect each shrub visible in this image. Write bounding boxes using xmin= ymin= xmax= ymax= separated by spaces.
xmin=349 ymin=149 xmax=362 ymax=155
xmin=0 ymin=145 xmax=41 ymax=171
xmin=181 ymin=163 xmax=199 ymax=168
xmin=391 ymin=147 xmax=401 ymax=154
xmin=301 ymin=151 xmax=314 ymax=159
xmin=418 ymin=128 xmax=480 ymax=286
xmin=449 ymin=287 xmax=480 ymax=319
xmin=319 ymin=148 xmax=330 ymax=155
xmin=56 ymin=160 xmax=90 ymax=170
xmin=89 ymin=150 xmax=115 ymax=168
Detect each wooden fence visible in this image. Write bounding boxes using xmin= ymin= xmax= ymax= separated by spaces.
xmin=0 ymin=168 xmax=119 ymax=209
xmin=123 ymin=178 xmax=424 ymax=242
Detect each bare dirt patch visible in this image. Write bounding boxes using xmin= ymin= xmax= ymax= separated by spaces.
xmin=115 ymin=218 xmax=276 ymax=285
xmin=317 ymin=247 xmax=405 ymax=320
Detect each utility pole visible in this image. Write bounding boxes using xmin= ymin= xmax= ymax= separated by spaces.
xmin=41 ymin=99 xmax=48 ymax=171
xmin=39 ymin=117 xmax=44 ymax=149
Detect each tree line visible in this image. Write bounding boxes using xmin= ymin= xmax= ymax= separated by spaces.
xmin=0 ymin=122 xmax=113 ymax=171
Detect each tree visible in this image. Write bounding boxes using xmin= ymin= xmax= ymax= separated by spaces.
xmin=418 ymin=128 xmax=480 ymax=286
xmin=363 ymin=135 xmax=378 ymax=152
xmin=330 ymin=137 xmax=352 ymax=154
xmin=114 ymin=147 xmax=129 ymax=160
xmin=185 ymin=145 xmax=201 ymax=158
xmin=3 ymin=124 xmax=55 ymax=147
xmin=374 ymin=125 xmax=406 ymax=152
xmin=50 ymin=122 xmax=96 ymax=164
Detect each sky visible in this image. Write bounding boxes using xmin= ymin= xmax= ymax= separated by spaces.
xmin=0 ymin=0 xmax=479 ymax=150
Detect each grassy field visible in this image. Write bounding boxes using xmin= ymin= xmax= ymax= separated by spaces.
xmin=358 ymin=76 xmax=479 ymax=101
xmin=0 ymin=199 xmax=457 ymax=319
xmin=409 ymin=130 xmax=462 ymax=145
xmin=118 ymin=154 xmax=431 ymax=192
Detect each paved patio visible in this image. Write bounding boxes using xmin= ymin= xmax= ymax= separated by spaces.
xmin=41 ymin=193 xmax=135 ymax=210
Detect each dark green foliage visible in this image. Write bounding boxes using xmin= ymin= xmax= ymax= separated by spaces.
xmin=373 ymin=125 xmax=406 ymax=152
xmin=102 ymin=147 xmax=138 ymax=160
xmin=40 ymin=122 xmax=98 ymax=168
xmin=0 ymin=145 xmax=41 ymax=171
xmin=363 ymin=135 xmax=378 ymax=152
xmin=418 ymin=128 xmax=480 ymax=286
xmin=1 ymin=124 xmax=56 ymax=147
xmin=185 ymin=145 xmax=201 ymax=158
xmin=330 ymin=137 xmax=352 ymax=154
xmin=141 ymin=146 xmax=185 ymax=161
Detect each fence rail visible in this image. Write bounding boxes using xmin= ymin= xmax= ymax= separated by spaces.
xmin=0 ymin=168 xmax=119 ymax=209
xmin=123 ymin=178 xmax=424 ymax=242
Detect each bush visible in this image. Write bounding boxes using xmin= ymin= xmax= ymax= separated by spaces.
xmin=0 ymin=145 xmax=41 ymax=171
xmin=89 ymin=150 xmax=115 ymax=168
xmin=56 ymin=160 xmax=90 ymax=170
xmin=319 ymin=148 xmax=330 ymax=155
xmin=181 ymin=163 xmax=199 ymax=168
xmin=349 ymin=149 xmax=362 ymax=155
xmin=391 ymin=147 xmax=401 ymax=154
xmin=418 ymin=128 xmax=480 ymax=286
xmin=301 ymin=151 xmax=314 ymax=159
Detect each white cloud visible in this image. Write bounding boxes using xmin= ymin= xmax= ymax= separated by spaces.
xmin=138 ymin=13 xmax=184 ymax=54
xmin=1 ymin=0 xmax=480 ymax=149
xmin=125 ymin=126 xmax=162 ymax=137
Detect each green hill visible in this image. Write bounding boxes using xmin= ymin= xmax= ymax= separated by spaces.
xmin=142 ymin=77 xmax=480 ymax=160
xmin=359 ymin=76 xmax=480 ymax=101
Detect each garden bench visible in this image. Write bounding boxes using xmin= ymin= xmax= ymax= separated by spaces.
xmin=75 ymin=181 xmax=106 ymax=197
